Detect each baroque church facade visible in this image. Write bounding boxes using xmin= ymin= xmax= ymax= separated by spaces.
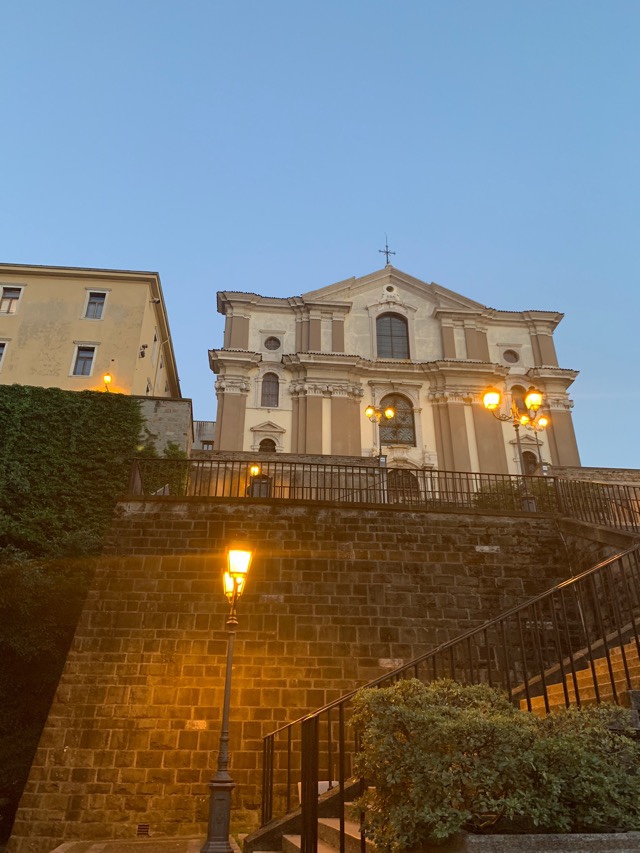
xmin=209 ymin=266 xmax=580 ymax=474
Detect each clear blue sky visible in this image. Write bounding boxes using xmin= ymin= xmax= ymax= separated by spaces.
xmin=1 ymin=1 xmax=638 ymax=467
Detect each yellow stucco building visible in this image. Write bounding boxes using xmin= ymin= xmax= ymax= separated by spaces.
xmin=0 ymin=263 xmax=180 ymax=398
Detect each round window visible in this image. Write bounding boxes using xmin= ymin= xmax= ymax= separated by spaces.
xmin=385 ymin=285 xmax=395 ymax=293
xmin=503 ymin=349 xmax=519 ymax=363
xmin=264 ymin=336 xmax=281 ymax=351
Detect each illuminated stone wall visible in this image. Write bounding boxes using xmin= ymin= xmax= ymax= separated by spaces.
xmin=9 ymin=499 xmax=568 ymax=851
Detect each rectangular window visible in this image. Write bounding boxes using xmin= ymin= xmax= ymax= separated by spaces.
xmin=0 ymin=287 xmax=21 ymax=314
xmin=0 ymin=342 xmax=5 ymax=366
xmin=73 ymin=346 xmax=95 ymax=376
xmin=85 ymin=292 xmax=106 ymax=319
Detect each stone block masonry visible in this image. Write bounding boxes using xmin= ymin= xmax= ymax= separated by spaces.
xmin=9 ymin=500 xmax=568 ymax=852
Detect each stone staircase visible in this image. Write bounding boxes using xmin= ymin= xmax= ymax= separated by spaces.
xmin=252 ymin=639 xmax=640 ymax=853
xmin=281 ymin=814 xmax=371 ymax=853
xmin=522 ymin=636 xmax=640 ymax=715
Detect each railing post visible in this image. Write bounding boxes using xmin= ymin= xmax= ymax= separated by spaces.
xmin=552 ymin=476 xmax=564 ymax=516
xmin=261 ymin=734 xmax=274 ymax=826
xmin=127 ymin=459 xmax=142 ymax=495
xmin=301 ymin=716 xmax=319 ymax=853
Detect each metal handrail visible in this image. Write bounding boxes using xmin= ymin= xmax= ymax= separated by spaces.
xmin=127 ymin=458 xmax=640 ymax=532
xmin=257 ymin=544 xmax=640 ymax=852
xmin=126 ymin=457 xmax=560 ymax=514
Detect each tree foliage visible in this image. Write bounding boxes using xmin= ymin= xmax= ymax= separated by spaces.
xmin=351 ymin=679 xmax=640 ymax=852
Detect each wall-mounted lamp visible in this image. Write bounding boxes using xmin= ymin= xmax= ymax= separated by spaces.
xmin=103 ymin=372 xmax=113 ymax=392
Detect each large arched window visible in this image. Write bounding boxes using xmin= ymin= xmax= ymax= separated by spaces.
xmin=261 ymin=373 xmax=279 ymax=407
xmin=379 ymin=394 xmax=416 ymax=446
xmin=376 ymin=313 xmax=409 ymax=359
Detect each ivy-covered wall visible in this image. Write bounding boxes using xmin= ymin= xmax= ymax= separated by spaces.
xmin=0 ymin=384 xmax=143 ymax=842
xmin=0 ymin=385 xmax=143 ymax=557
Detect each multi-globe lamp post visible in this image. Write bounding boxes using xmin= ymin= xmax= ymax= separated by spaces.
xmin=201 ymin=543 xmax=254 ymax=853
xmin=364 ymin=403 xmax=395 ymax=459
xmin=482 ymin=385 xmax=549 ymax=475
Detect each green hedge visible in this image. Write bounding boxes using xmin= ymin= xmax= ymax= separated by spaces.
xmin=0 ymin=384 xmax=143 ymax=840
xmin=0 ymin=384 xmax=143 ymax=556
xmin=352 ymin=679 xmax=640 ymax=852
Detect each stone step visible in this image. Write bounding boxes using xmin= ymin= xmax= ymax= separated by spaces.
xmin=282 ymin=817 xmax=372 ymax=853
xmin=50 ymin=840 xmax=204 ymax=853
xmin=537 ymin=667 xmax=640 ymax=698
xmin=282 ymin=834 xmax=336 ymax=853
xmin=318 ymin=817 xmax=374 ymax=853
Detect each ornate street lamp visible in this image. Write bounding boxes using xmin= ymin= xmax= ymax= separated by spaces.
xmin=201 ymin=543 xmax=254 ymax=853
xmin=483 ymin=386 xmax=550 ymax=475
xmin=364 ymin=404 xmax=395 ymax=458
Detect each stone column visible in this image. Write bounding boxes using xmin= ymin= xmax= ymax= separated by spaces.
xmin=546 ymin=408 xmax=580 ymax=466
xmin=331 ymin=318 xmax=345 ymax=353
xmin=447 ymin=398 xmax=473 ymax=472
xmin=331 ymin=392 xmax=361 ymax=455
xmin=471 ymin=403 xmax=509 ymax=474
xmin=214 ymin=379 xmax=249 ymax=451
xmin=228 ymin=315 xmax=250 ymax=349
xmin=431 ymin=394 xmax=482 ymax=472
xmin=290 ymin=388 xmax=307 ymax=453
xmin=309 ymin=315 xmax=322 ymax=351
xmin=297 ymin=319 xmax=310 ymax=351
xmin=305 ymin=394 xmax=323 ymax=453
xmin=464 ymin=327 xmax=490 ymax=361
xmin=534 ymin=334 xmax=559 ymax=367
xmin=441 ymin=324 xmax=456 ymax=358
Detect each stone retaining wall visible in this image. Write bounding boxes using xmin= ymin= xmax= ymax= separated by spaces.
xmin=8 ymin=500 xmax=569 ymax=851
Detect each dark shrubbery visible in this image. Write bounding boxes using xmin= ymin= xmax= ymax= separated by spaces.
xmin=0 ymin=385 xmax=143 ymax=841
xmin=352 ymin=679 xmax=640 ymax=852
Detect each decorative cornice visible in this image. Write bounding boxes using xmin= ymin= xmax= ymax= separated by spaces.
xmin=214 ymin=377 xmax=251 ymax=394
xmin=289 ymin=381 xmax=363 ymax=399
xmin=208 ymin=349 xmax=262 ymax=373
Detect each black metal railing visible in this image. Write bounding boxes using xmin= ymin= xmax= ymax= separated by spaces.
xmin=127 ymin=457 xmax=560 ymax=514
xmin=258 ymin=545 xmax=640 ymax=852
xmin=555 ymin=478 xmax=640 ymax=533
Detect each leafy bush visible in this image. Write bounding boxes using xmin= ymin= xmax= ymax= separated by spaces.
xmin=473 ymin=477 xmax=558 ymax=513
xmin=134 ymin=439 xmax=189 ymax=496
xmin=351 ymin=679 xmax=640 ymax=852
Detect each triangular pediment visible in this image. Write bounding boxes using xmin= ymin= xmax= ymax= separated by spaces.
xmin=301 ymin=265 xmax=488 ymax=312
xmin=250 ymin=420 xmax=286 ymax=434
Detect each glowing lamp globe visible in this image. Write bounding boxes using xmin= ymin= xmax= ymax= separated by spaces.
xmin=525 ymin=387 xmax=543 ymax=412
xmin=483 ymin=388 xmax=501 ymax=411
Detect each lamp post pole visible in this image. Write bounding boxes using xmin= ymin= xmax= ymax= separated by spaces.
xmin=201 ymin=545 xmax=253 ymax=853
